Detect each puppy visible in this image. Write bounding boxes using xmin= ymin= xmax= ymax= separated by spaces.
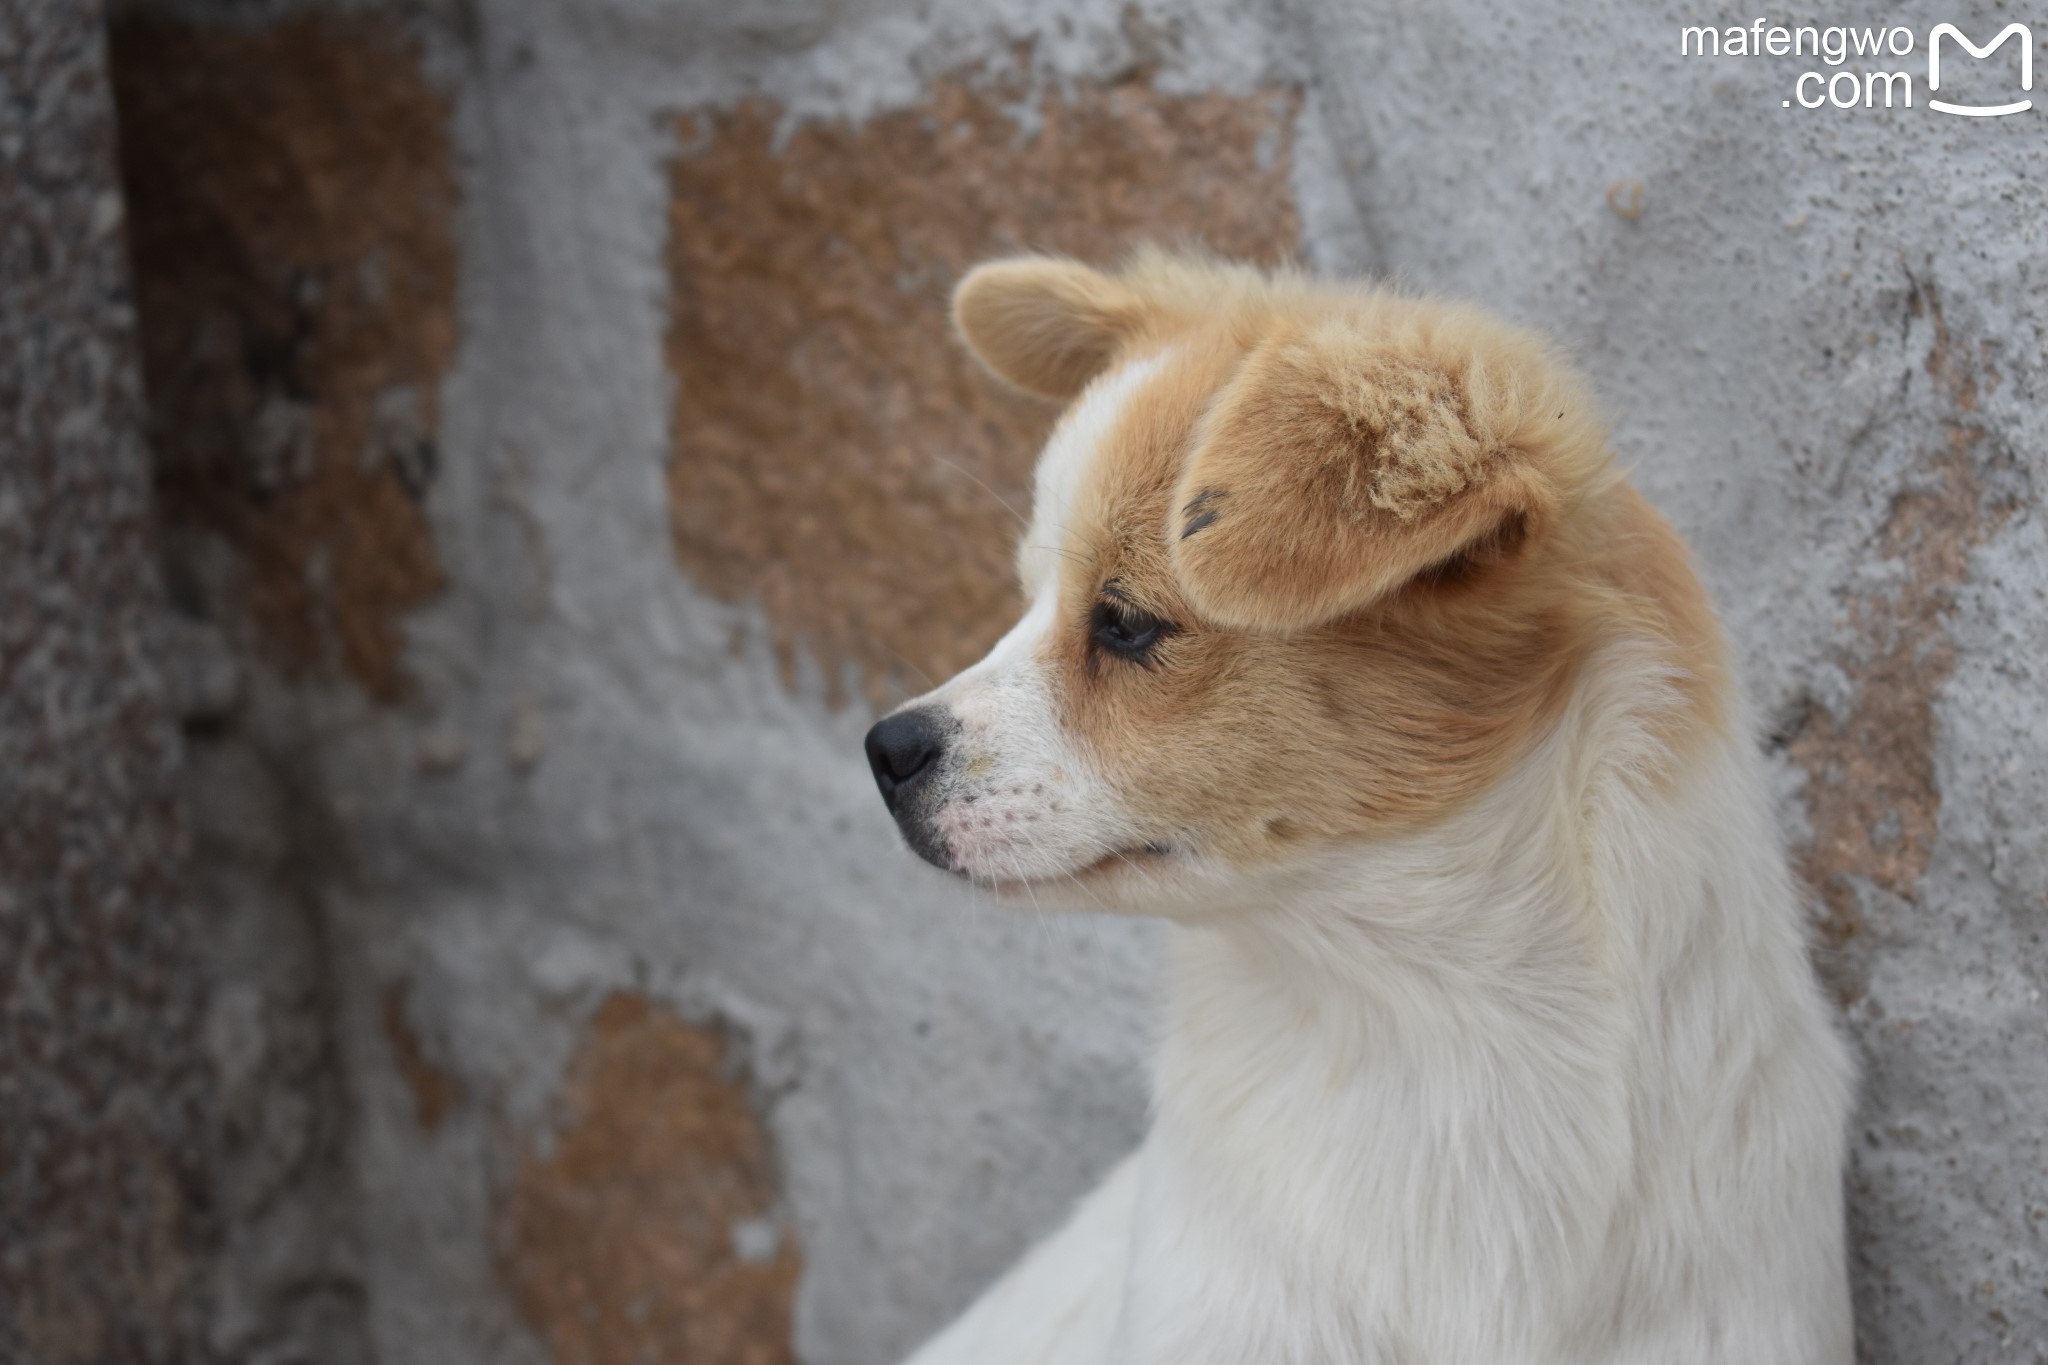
xmin=863 ymin=251 xmax=1854 ymax=1365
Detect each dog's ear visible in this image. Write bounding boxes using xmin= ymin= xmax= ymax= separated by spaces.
xmin=952 ymin=256 xmax=1147 ymax=400
xmin=1169 ymin=311 xmax=1594 ymax=632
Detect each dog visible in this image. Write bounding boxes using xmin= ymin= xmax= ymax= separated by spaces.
xmin=862 ymin=251 xmax=1854 ymax=1365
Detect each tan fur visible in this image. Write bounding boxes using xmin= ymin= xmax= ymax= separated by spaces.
xmin=1170 ymin=302 xmax=1609 ymax=633
xmin=1597 ymin=483 xmax=1731 ymax=764
xmin=953 ymin=257 xmax=1150 ymax=400
xmin=957 ymin=251 xmax=1728 ymax=867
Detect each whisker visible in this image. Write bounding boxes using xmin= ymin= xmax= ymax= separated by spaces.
xmin=1017 ymin=836 xmax=1082 ymax=946
xmin=1007 ymin=850 xmax=1057 ymax=950
xmin=1024 ymin=543 xmax=1095 ymax=572
xmin=883 ymin=646 xmax=936 ymax=690
xmin=1028 ymin=515 xmax=1107 ymax=566
xmin=925 ymin=452 xmax=1028 ymax=533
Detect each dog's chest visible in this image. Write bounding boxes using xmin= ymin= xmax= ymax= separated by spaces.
xmin=1117 ymin=928 xmax=1632 ymax=1364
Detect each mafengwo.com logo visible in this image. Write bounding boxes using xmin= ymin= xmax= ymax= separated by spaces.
xmin=1680 ymin=19 xmax=2034 ymax=113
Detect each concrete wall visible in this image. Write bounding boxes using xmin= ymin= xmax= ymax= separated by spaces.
xmin=1 ymin=4 xmax=216 ymax=1359
xmin=85 ymin=0 xmax=2048 ymax=1362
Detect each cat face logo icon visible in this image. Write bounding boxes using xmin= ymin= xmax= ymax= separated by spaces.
xmin=1928 ymin=22 xmax=2033 ymax=116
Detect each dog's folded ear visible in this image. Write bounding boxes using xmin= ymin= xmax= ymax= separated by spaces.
xmin=1169 ymin=309 xmax=1603 ymax=632
xmin=952 ymin=256 xmax=1147 ymax=400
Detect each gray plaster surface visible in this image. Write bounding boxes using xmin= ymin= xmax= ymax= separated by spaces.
xmin=0 ymin=3 xmax=216 ymax=1358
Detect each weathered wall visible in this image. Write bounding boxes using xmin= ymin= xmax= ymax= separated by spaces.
xmin=86 ymin=0 xmax=2048 ymax=1362
xmin=0 ymin=3 xmax=216 ymax=1360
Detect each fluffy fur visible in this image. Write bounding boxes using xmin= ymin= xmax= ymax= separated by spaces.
xmin=872 ymin=251 xmax=1854 ymax=1364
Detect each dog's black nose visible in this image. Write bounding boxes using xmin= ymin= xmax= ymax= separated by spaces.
xmin=865 ymin=707 xmax=946 ymax=805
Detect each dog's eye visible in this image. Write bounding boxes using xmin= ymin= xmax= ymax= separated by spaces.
xmin=1090 ymin=598 xmax=1175 ymax=664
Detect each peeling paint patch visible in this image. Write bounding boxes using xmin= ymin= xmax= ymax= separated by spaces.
xmin=1788 ymin=284 xmax=2017 ymax=986
xmin=110 ymin=15 xmax=458 ymax=702
xmin=498 ymin=994 xmax=798 ymax=1365
xmin=666 ymin=68 xmax=1302 ymax=706
xmin=381 ymin=983 xmax=464 ymax=1134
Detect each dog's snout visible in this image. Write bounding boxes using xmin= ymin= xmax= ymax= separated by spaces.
xmin=865 ymin=707 xmax=947 ymax=805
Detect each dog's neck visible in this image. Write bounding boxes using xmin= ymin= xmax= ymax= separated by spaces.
xmin=1154 ymin=713 xmax=1620 ymax=1128
xmin=1161 ymin=647 xmax=1637 ymax=1042
xmin=1132 ymin=643 xmax=1790 ymax=1335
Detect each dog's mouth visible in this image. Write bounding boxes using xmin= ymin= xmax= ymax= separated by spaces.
xmin=955 ymin=840 xmax=1176 ymax=895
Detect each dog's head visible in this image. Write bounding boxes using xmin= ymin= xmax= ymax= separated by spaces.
xmin=864 ymin=251 xmax=1652 ymax=914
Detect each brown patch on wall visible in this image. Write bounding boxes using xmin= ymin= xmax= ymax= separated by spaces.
xmin=1787 ymin=284 xmax=2016 ymax=980
xmin=498 ymin=994 xmax=798 ymax=1365
xmin=666 ymin=66 xmax=1302 ymax=706
xmin=381 ymin=983 xmax=465 ymax=1133
xmin=15 ymin=1141 xmax=193 ymax=1365
xmin=109 ymin=14 xmax=459 ymax=702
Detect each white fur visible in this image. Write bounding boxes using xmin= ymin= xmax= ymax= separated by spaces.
xmin=1018 ymin=350 xmax=1169 ymax=590
xmin=894 ymin=365 xmax=1856 ymax=1365
xmin=923 ymin=583 xmax=1129 ymax=884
